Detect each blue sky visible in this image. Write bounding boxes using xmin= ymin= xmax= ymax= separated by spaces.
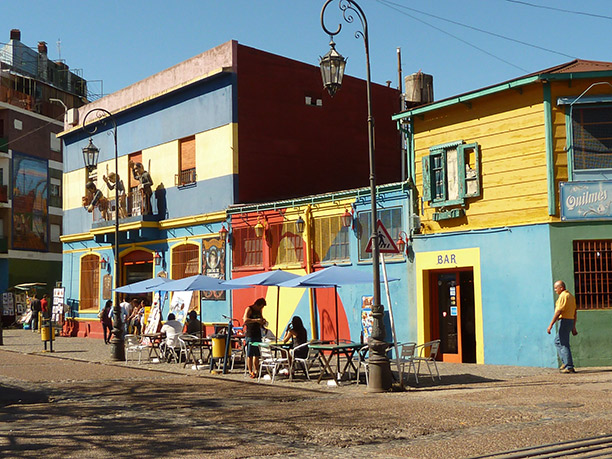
xmin=4 ymin=0 xmax=611 ymax=101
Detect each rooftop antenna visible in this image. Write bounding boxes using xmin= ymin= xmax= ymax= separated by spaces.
xmin=56 ymin=38 xmax=61 ymax=61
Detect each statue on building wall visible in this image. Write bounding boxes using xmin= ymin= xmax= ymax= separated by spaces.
xmin=129 ymin=160 xmax=153 ymax=215
xmin=82 ymin=181 xmax=109 ymax=220
xmin=103 ymin=172 xmax=127 ymax=219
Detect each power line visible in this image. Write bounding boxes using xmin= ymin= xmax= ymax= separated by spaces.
xmin=374 ymin=0 xmax=530 ymax=72
xmin=1 ymin=112 xmax=64 ymax=149
xmin=504 ymin=0 xmax=612 ymax=21
xmin=376 ymin=0 xmax=576 ymax=64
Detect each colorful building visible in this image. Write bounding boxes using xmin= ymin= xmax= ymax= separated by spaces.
xmin=58 ymin=40 xmax=401 ymax=338
xmin=393 ymin=60 xmax=612 ymax=367
xmin=0 ymin=29 xmax=86 ymax=323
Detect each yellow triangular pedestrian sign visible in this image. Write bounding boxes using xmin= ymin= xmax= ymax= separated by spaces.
xmin=365 ymin=220 xmax=399 ymax=254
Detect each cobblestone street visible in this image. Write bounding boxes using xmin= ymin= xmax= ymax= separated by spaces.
xmin=1 ymin=329 xmax=612 ymax=458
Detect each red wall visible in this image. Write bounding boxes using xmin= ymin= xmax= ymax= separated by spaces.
xmin=236 ymin=44 xmax=401 ymax=204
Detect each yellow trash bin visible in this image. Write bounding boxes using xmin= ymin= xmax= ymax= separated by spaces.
xmin=211 ymin=334 xmax=229 ymax=359
xmin=41 ymin=324 xmax=55 ymax=341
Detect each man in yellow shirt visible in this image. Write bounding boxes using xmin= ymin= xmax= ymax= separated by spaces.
xmin=547 ymin=280 xmax=577 ymax=373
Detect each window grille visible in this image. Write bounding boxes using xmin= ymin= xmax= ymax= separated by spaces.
xmin=313 ymin=216 xmax=349 ymax=263
xmin=269 ymin=222 xmax=304 ymax=266
xmin=233 ymin=227 xmax=263 ymax=268
xmin=571 ymin=106 xmax=612 ymax=170
xmin=573 ymin=239 xmax=612 ymax=309
xmin=358 ymin=207 xmax=402 ymax=261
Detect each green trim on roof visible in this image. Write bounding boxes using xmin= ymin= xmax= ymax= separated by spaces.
xmin=392 ymin=70 xmax=612 ymax=120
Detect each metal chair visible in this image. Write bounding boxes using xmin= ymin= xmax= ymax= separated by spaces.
xmin=178 ymin=334 xmax=198 ymax=367
xmin=356 ymin=345 xmax=369 ymax=386
xmin=414 ymin=340 xmax=441 ymax=382
xmin=396 ymin=342 xmax=418 ymax=384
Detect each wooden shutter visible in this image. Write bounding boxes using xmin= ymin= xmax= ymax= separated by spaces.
xmin=421 ymin=155 xmax=432 ymax=202
xmin=459 ymin=143 xmax=480 ymax=198
xmin=180 ymin=137 xmax=196 ymax=171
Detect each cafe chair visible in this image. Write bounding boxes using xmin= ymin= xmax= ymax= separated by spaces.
xmin=230 ymin=340 xmax=245 ymax=372
xmin=178 ymin=334 xmax=198 ymax=367
xmin=396 ymin=342 xmax=418 ymax=384
xmin=124 ymin=334 xmax=146 ymax=364
xmin=414 ymin=340 xmax=441 ymax=382
xmin=290 ymin=342 xmax=317 ymax=380
xmin=258 ymin=344 xmax=289 ymax=383
xmin=356 ymin=345 xmax=370 ymax=386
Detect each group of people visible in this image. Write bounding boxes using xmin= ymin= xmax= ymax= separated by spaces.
xmin=243 ymin=297 xmax=308 ymax=379
xmin=28 ymin=294 xmax=49 ymax=331
xmin=98 ymin=297 xmax=148 ymax=344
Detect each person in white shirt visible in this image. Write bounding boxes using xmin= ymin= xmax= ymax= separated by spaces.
xmin=120 ymin=297 xmax=131 ymax=334
xmin=160 ymin=313 xmax=183 ymax=361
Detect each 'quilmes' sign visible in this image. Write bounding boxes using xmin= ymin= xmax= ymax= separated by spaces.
xmin=560 ymin=181 xmax=612 ymax=221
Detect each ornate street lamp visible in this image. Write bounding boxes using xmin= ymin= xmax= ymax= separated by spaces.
xmin=254 ymin=219 xmax=265 ymax=238
xmin=341 ymin=208 xmax=353 ymax=228
xmin=396 ymin=231 xmax=409 ymax=255
xmin=320 ymin=0 xmax=392 ymax=391
xmin=219 ymin=224 xmax=229 ymax=242
xmin=82 ymin=107 xmax=124 ymax=361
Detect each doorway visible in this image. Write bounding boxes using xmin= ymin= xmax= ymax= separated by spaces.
xmin=429 ymin=269 xmax=476 ymax=363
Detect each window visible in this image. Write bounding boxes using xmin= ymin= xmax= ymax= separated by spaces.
xmin=50 ymin=132 xmax=61 ymax=152
xmin=422 ymin=141 xmax=480 ymax=207
xmin=358 ymin=207 xmax=402 ymax=261
xmin=176 ymin=136 xmax=196 ymax=187
xmin=80 ymin=254 xmax=100 ymax=311
xmin=570 ymin=105 xmax=612 ymax=171
xmin=313 ymin=216 xmax=349 ymax=264
xmin=50 ymin=224 xmax=61 ymax=242
xmin=49 ymin=178 xmax=61 ymax=208
xmin=128 ymin=152 xmax=142 ymax=216
xmin=269 ymin=222 xmax=304 ymax=266
xmin=232 ymin=227 xmax=263 ymax=268
xmin=573 ymin=240 xmax=612 ymax=310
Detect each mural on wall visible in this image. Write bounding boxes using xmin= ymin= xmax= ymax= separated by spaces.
xmin=202 ymin=236 xmax=226 ymax=301
xmin=12 ymin=153 xmax=48 ymax=250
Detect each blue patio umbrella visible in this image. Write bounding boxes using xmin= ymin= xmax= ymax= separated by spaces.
xmin=151 ymin=274 xmax=242 ymax=292
xmin=278 ymin=266 xmax=398 ymax=344
xmin=222 ymin=269 xmax=301 ymax=339
xmin=114 ymin=277 xmax=172 ymax=294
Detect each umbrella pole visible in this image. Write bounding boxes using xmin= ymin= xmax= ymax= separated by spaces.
xmin=335 ymin=286 xmax=340 ymax=377
xmin=276 ymin=287 xmax=280 ymax=341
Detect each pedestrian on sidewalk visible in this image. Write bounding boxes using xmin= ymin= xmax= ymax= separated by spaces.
xmin=30 ymin=295 xmax=41 ymax=331
xmin=100 ymin=300 xmax=114 ymax=344
xmin=547 ymin=280 xmax=578 ymax=373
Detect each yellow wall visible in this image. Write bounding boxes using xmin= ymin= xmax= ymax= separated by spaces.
xmin=64 ymin=123 xmax=236 ymax=211
xmin=415 ymin=84 xmax=551 ymax=233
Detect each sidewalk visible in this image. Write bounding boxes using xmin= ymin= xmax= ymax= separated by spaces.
xmin=0 ymin=328 xmax=556 ymax=388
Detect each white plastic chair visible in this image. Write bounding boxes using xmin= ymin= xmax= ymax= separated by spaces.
xmin=414 ymin=340 xmax=441 ymax=382
xmin=290 ymin=342 xmax=316 ymax=380
xmin=178 ymin=334 xmax=198 ymax=367
xmin=258 ymin=344 xmax=289 ymax=383
xmin=124 ymin=334 xmax=146 ymax=364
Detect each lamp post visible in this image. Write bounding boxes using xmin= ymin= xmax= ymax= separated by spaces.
xmin=82 ymin=108 xmax=124 ymax=361
xmin=320 ymin=0 xmax=392 ymax=391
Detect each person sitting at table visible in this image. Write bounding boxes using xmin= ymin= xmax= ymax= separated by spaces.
xmin=283 ymin=315 xmax=309 ymax=360
xmin=184 ymin=310 xmax=202 ymax=335
xmin=160 ymin=313 xmax=183 ymax=362
xmin=243 ymin=297 xmax=266 ymax=379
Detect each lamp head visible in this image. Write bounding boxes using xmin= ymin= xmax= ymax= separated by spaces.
xmin=320 ymin=38 xmax=346 ymax=97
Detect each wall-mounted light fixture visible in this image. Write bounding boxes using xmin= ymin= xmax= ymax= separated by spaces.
xmin=254 ymin=218 xmax=266 ymax=238
xmin=341 ymin=208 xmax=354 ymax=228
xmin=396 ymin=231 xmax=409 ymax=255
xmin=219 ymin=224 xmax=229 ymax=242
xmin=295 ymin=215 xmax=305 ymax=234
xmin=153 ymin=251 xmax=162 ymax=266
xmin=99 ymin=256 xmax=108 ymax=270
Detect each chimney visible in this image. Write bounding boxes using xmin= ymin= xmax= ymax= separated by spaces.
xmin=38 ymin=41 xmax=47 ymax=55
xmin=10 ymin=29 xmax=21 ymax=41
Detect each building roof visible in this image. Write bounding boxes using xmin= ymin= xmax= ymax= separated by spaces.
xmin=393 ymin=59 xmax=612 ymax=120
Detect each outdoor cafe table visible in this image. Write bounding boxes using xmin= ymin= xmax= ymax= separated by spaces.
xmin=141 ymin=333 xmax=163 ymax=361
xmin=181 ymin=336 xmax=212 ymax=368
xmin=309 ymin=342 xmax=362 ymax=385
